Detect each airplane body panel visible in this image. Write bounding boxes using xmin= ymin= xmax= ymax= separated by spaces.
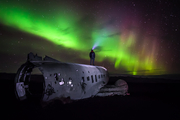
xmin=14 ymin=53 xmax=113 ymax=104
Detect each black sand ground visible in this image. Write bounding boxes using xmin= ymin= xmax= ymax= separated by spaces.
xmin=1 ymin=73 xmax=180 ymax=120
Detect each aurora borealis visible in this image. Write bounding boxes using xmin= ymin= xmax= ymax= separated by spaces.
xmin=0 ymin=0 xmax=180 ymax=75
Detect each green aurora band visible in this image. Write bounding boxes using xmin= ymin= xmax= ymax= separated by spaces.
xmin=0 ymin=1 xmax=166 ymax=75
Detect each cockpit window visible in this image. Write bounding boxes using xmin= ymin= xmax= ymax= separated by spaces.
xmin=82 ymin=77 xmax=85 ymax=82
xmin=98 ymin=75 xmax=100 ymax=79
xmin=91 ymin=75 xmax=94 ymax=83
xmin=87 ymin=76 xmax=90 ymax=81
xmin=95 ymin=75 xmax=97 ymax=82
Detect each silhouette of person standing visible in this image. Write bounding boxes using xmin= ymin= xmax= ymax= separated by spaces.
xmin=89 ymin=49 xmax=95 ymax=65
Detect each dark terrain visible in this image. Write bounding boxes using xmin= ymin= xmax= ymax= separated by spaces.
xmin=1 ymin=73 xmax=180 ymax=120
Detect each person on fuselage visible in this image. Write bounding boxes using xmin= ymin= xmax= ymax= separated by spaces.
xmin=89 ymin=49 xmax=95 ymax=65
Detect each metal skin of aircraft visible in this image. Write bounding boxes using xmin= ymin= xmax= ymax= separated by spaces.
xmin=14 ymin=52 xmax=129 ymax=105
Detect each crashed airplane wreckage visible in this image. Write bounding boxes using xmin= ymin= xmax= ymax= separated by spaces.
xmin=15 ymin=53 xmax=129 ymax=104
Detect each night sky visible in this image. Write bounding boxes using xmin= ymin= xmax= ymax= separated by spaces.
xmin=0 ymin=0 xmax=180 ymax=75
